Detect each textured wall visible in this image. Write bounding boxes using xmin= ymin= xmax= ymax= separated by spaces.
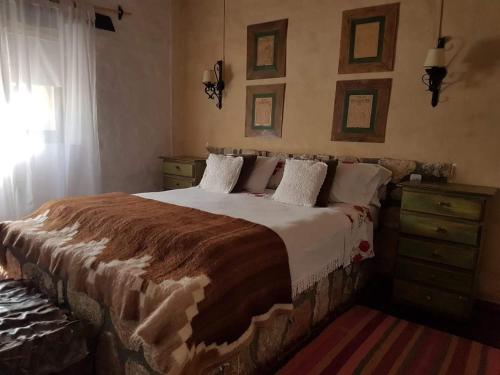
xmin=171 ymin=0 xmax=500 ymax=303
xmin=96 ymin=0 xmax=172 ymax=194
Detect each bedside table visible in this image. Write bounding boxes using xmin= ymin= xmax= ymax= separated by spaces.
xmin=393 ymin=182 xmax=496 ymax=319
xmin=159 ymin=156 xmax=206 ymax=190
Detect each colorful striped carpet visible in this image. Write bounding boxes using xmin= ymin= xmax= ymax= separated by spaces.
xmin=279 ymin=305 xmax=500 ymax=375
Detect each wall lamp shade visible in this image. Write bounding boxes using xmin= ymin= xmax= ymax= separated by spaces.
xmin=202 ymin=61 xmax=225 ymax=109
xmin=424 ymin=48 xmax=446 ymax=67
xmin=422 ymin=42 xmax=447 ymax=107
xmin=423 ymin=0 xmax=448 ymax=107
xmin=202 ymin=70 xmax=215 ymax=84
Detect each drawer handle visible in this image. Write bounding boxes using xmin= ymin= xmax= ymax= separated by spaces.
xmin=438 ymin=201 xmax=452 ymax=208
xmin=435 ymin=226 xmax=447 ymax=234
xmin=431 ymin=250 xmax=441 ymax=258
xmin=425 ymin=295 xmax=432 ymax=301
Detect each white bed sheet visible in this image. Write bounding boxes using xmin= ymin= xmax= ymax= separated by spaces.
xmin=137 ymin=187 xmax=374 ymax=298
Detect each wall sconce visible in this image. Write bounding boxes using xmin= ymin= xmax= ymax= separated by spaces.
xmin=423 ymin=38 xmax=447 ymax=107
xmin=202 ymin=61 xmax=225 ymax=110
xmin=422 ymin=0 xmax=447 ymax=107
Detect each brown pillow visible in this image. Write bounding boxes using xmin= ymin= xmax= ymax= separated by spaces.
xmin=231 ymin=155 xmax=258 ymax=192
xmin=315 ymin=159 xmax=339 ymax=207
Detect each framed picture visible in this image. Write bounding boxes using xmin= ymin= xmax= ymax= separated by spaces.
xmin=338 ymin=3 xmax=399 ymax=73
xmin=247 ymin=19 xmax=287 ymax=80
xmin=245 ymin=84 xmax=285 ymax=138
xmin=331 ymin=79 xmax=392 ymax=143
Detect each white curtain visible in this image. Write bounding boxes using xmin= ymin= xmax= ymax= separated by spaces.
xmin=0 ymin=0 xmax=100 ymax=220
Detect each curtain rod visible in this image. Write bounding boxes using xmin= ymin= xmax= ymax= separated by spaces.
xmin=94 ymin=5 xmax=131 ymax=19
xmin=48 ymin=0 xmax=132 ymax=19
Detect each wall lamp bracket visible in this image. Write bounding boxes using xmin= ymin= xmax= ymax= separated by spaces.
xmin=202 ymin=61 xmax=225 ymax=110
xmin=422 ymin=37 xmax=448 ymax=107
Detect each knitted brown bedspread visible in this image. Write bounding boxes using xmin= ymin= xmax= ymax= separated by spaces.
xmin=0 ymin=193 xmax=292 ymax=374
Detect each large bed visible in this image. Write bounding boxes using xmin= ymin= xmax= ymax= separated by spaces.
xmin=1 ymin=143 xmax=457 ymax=375
xmin=0 ymin=186 xmax=375 ymax=374
xmin=139 ymin=188 xmax=376 ymax=298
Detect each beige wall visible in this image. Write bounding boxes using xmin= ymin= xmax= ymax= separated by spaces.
xmin=96 ymin=0 xmax=172 ymax=193
xmin=172 ymin=0 xmax=500 ymax=303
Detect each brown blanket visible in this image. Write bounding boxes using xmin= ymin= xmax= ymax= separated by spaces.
xmin=0 ymin=193 xmax=292 ymax=373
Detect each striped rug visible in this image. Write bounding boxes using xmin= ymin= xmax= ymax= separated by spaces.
xmin=278 ymin=305 xmax=500 ymax=375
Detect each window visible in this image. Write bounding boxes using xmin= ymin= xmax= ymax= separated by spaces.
xmin=0 ymin=84 xmax=58 ymax=177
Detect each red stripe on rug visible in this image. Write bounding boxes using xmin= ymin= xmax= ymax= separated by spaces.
xmin=371 ymin=321 xmax=420 ymax=374
xmin=354 ymin=320 xmax=409 ymax=375
xmin=485 ymin=346 xmax=500 ymax=375
xmin=395 ymin=325 xmax=432 ymax=375
xmin=280 ymin=326 xmax=347 ymax=375
xmin=445 ymin=337 xmax=472 ymax=375
xmin=320 ymin=311 xmax=387 ymax=374
xmin=403 ymin=328 xmax=450 ymax=374
xmin=336 ymin=316 xmax=398 ymax=375
xmin=465 ymin=342 xmax=483 ymax=374
xmin=279 ymin=306 xmax=500 ymax=375
xmin=278 ymin=306 xmax=374 ymax=375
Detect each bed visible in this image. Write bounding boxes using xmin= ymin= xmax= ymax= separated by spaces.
xmin=0 ymin=187 xmax=376 ymax=374
xmin=139 ymin=188 xmax=376 ymax=297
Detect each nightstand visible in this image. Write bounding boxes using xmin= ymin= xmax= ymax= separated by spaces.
xmin=393 ymin=182 xmax=496 ymax=319
xmin=159 ymin=156 xmax=206 ymax=190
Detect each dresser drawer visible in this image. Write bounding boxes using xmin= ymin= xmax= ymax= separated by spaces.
xmin=400 ymin=212 xmax=480 ymax=246
xmin=164 ymin=176 xmax=194 ymax=190
xmin=394 ymin=279 xmax=471 ymax=319
xmin=401 ymin=191 xmax=483 ymax=221
xmin=163 ymin=161 xmax=194 ymax=178
xmin=398 ymin=237 xmax=477 ymax=270
xmin=395 ymin=258 xmax=473 ymax=294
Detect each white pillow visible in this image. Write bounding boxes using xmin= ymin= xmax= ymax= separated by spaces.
xmin=244 ymin=156 xmax=279 ymax=193
xmin=199 ymin=154 xmax=243 ymax=193
xmin=330 ymin=162 xmax=392 ymax=207
xmin=273 ymin=159 xmax=328 ymax=207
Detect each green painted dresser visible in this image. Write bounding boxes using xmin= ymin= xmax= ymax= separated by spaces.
xmin=394 ymin=182 xmax=497 ymax=319
xmin=159 ymin=156 xmax=206 ymax=190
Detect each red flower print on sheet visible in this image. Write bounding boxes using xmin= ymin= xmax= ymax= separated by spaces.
xmin=359 ymin=240 xmax=370 ymax=253
xmin=353 ymin=254 xmax=363 ymax=263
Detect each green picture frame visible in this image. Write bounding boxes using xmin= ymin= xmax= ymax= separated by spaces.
xmin=348 ymin=16 xmax=386 ymax=64
xmin=341 ymin=89 xmax=379 ymax=133
xmin=245 ymin=84 xmax=285 ymax=138
xmin=338 ymin=3 xmax=399 ymax=73
xmin=331 ymin=79 xmax=392 ymax=143
xmin=251 ymin=93 xmax=276 ymax=130
xmin=247 ymin=19 xmax=287 ymax=80
xmin=253 ymin=31 xmax=279 ymax=72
